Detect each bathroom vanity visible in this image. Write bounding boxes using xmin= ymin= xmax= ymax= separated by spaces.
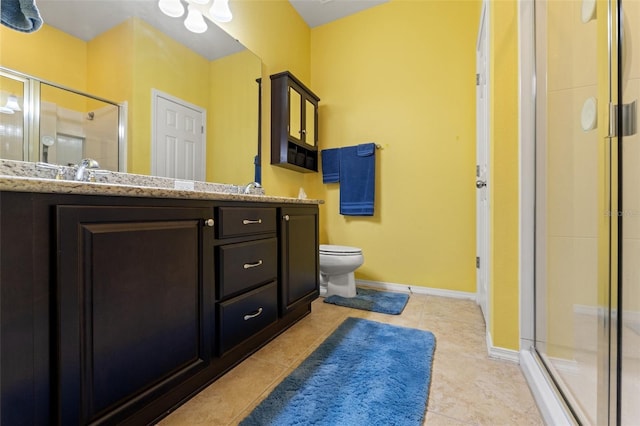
xmin=0 ymin=170 xmax=320 ymax=425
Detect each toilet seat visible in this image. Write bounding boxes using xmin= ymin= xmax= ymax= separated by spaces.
xmin=319 ymin=244 xmax=362 ymax=256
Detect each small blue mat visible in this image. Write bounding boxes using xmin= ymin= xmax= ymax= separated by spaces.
xmin=240 ymin=317 xmax=435 ymax=425
xmin=323 ymin=287 xmax=409 ymax=315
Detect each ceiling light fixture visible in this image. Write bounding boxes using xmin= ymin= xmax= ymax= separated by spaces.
xmin=210 ymin=0 xmax=232 ymax=22
xmin=184 ymin=5 xmax=208 ymax=33
xmin=5 ymin=95 xmax=21 ymax=112
xmin=159 ymin=0 xmax=232 ymax=34
xmin=158 ymin=0 xmax=185 ymax=18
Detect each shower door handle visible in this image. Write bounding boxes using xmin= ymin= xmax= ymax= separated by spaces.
xmin=476 ymin=180 xmax=487 ymax=189
xmin=609 ymin=100 xmax=638 ymax=137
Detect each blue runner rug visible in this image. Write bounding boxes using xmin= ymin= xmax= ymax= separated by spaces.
xmin=323 ymin=287 xmax=409 ymax=315
xmin=240 ymin=317 xmax=436 ymax=426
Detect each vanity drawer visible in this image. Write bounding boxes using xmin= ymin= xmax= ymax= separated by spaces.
xmin=217 ymin=238 xmax=277 ymax=298
xmin=217 ymin=207 xmax=276 ymax=238
xmin=218 ymin=282 xmax=278 ymax=354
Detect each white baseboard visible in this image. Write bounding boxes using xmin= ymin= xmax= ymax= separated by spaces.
xmin=520 ymin=350 xmax=576 ymax=426
xmin=486 ymin=331 xmax=520 ymax=363
xmin=355 ymin=279 xmax=476 ymax=300
xmin=357 ymin=279 xmax=523 ymax=360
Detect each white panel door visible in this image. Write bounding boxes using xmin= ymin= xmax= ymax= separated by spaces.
xmin=476 ymin=1 xmax=490 ymax=327
xmin=152 ymin=90 xmax=205 ymax=181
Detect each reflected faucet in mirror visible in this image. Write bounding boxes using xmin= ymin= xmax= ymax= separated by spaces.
xmin=75 ymin=158 xmax=100 ymax=181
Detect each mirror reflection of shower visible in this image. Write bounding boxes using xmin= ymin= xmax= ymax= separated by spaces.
xmin=0 ymin=67 xmax=126 ymax=171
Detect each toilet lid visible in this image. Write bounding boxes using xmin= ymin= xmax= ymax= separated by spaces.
xmin=319 ymin=244 xmax=362 ymax=255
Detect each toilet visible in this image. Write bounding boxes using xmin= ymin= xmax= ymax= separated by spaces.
xmin=318 ymin=244 xmax=364 ymax=298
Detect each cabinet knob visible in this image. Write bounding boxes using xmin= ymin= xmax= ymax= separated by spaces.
xmin=205 ymin=218 xmax=214 ymax=227
xmin=283 ymin=214 xmax=290 ymax=221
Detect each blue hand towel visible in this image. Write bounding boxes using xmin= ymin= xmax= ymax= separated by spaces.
xmin=1 ymin=0 xmax=43 ymax=33
xmin=339 ymin=143 xmax=376 ymax=216
xmin=321 ymin=148 xmax=340 ymax=183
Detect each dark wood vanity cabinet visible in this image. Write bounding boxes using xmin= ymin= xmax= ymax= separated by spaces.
xmin=270 ymin=71 xmax=320 ymax=173
xmin=56 ymin=205 xmax=214 ymax=425
xmin=0 ymin=192 xmax=318 ymax=425
xmin=214 ymin=207 xmax=279 ymax=355
xmin=279 ymin=206 xmax=319 ymax=315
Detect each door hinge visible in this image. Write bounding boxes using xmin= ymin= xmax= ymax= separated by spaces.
xmin=476 ymin=256 xmax=480 ymax=269
xmin=201 ymin=126 xmax=204 ymax=134
xmin=476 ymin=73 xmax=480 ymax=86
xmin=609 ymin=100 xmax=637 ymax=137
xmin=476 ymin=165 xmax=480 ymax=177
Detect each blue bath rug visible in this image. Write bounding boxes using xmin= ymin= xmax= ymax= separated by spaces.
xmin=240 ymin=317 xmax=436 ymax=426
xmin=323 ymin=287 xmax=409 ymax=315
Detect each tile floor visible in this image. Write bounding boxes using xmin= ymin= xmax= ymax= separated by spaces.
xmin=160 ymin=292 xmax=543 ymax=425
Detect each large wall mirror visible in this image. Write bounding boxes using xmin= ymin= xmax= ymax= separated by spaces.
xmin=0 ymin=0 xmax=262 ymax=185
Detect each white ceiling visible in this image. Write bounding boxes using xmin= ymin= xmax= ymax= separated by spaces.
xmin=289 ymin=0 xmax=389 ymax=28
xmin=35 ymin=0 xmax=389 ymax=61
xmin=36 ymin=0 xmax=245 ymax=61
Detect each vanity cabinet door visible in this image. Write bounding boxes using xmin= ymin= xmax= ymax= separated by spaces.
xmin=56 ymin=205 xmax=213 ymax=426
xmin=279 ymin=205 xmax=319 ymax=316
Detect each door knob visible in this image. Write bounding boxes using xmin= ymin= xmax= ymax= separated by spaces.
xmin=476 ymin=180 xmax=487 ymax=189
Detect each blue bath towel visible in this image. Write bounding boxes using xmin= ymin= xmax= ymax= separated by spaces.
xmin=1 ymin=0 xmax=43 ymax=32
xmin=339 ymin=143 xmax=376 ymax=216
xmin=321 ymin=148 xmax=340 ymax=183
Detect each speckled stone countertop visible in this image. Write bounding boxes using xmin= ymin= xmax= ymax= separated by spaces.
xmin=0 ymin=160 xmax=322 ymax=205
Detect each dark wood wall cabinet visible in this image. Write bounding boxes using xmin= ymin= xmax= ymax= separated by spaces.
xmin=270 ymin=71 xmax=320 ymax=173
xmin=0 ymin=191 xmax=319 ymax=425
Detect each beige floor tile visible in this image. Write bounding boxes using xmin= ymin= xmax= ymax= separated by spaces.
xmin=428 ymin=352 xmax=542 ymax=425
xmin=159 ymin=357 xmax=287 ymax=425
xmin=423 ymin=411 xmax=477 ymax=425
xmin=161 ymin=291 xmax=543 ymax=426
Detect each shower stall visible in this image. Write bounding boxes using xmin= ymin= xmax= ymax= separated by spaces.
xmin=533 ymin=0 xmax=639 ymax=424
xmin=0 ymin=67 xmax=125 ymax=171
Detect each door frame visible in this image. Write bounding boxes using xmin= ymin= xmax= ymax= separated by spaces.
xmin=476 ymin=0 xmax=491 ymax=330
xmin=151 ymin=89 xmax=206 ymax=179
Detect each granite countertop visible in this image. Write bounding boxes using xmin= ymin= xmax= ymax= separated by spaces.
xmin=0 ymin=160 xmax=323 ymax=205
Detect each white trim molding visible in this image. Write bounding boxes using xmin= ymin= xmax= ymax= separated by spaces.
xmin=520 ymin=350 xmax=577 ymax=426
xmin=486 ymin=332 xmax=520 ymax=363
xmin=355 ymin=279 xmax=476 ymax=300
xmin=357 ymin=279 xmax=522 ymax=359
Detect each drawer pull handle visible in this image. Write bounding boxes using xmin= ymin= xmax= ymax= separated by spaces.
xmin=244 ymin=307 xmax=263 ymax=321
xmin=243 ymin=260 xmax=263 ymax=269
xmin=242 ymin=219 xmax=262 ymax=225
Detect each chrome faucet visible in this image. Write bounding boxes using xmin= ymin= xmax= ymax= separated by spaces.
xmin=243 ymin=181 xmax=262 ymax=194
xmin=75 ymin=158 xmax=100 ymax=181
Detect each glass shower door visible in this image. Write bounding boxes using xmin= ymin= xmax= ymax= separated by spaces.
xmin=618 ymin=1 xmax=640 ymax=423
xmin=534 ymin=0 xmax=612 ymax=424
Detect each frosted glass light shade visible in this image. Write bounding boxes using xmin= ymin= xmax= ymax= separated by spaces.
xmin=190 ymin=0 xmax=209 ymax=4
xmin=184 ymin=5 xmax=208 ymax=33
xmin=210 ymin=0 xmax=232 ymax=22
xmin=5 ymin=95 xmax=21 ymax=111
xmin=158 ymin=0 xmax=184 ymax=17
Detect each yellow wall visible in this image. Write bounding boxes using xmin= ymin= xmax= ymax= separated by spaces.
xmin=208 ymin=49 xmax=261 ymax=184
xmin=214 ymin=0 xmax=312 ymax=198
xmin=0 ymin=0 xmax=525 ymax=350
xmin=0 ymin=24 xmax=87 ymax=90
xmin=309 ymin=0 xmax=480 ymax=292
xmin=489 ymin=0 xmax=519 ymax=349
xmin=130 ymin=19 xmax=211 ymax=175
